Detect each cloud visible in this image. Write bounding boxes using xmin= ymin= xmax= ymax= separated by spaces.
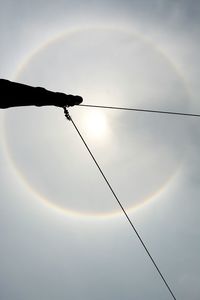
xmin=0 ymin=0 xmax=200 ymax=299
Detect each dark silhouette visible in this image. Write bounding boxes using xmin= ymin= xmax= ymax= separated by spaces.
xmin=0 ymin=79 xmax=83 ymax=109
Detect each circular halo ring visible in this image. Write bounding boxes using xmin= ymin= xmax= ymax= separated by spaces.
xmin=3 ymin=25 xmax=191 ymax=219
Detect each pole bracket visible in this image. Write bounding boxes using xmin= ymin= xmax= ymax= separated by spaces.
xmin=63 ymin=106 xmax=71 ymax=121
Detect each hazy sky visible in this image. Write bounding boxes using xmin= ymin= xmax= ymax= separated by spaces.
xmin=0 ymin=1 xmax=200 ymax=299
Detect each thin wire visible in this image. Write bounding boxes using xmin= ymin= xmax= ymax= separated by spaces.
xmin=79 ymin=104 xmax=200 ymax=118
xmin=64 ymin=108 xmax=177 ymax=300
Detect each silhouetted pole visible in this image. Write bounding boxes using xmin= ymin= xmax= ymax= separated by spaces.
xmin=0 ymin=79 xmax=83 ymax=108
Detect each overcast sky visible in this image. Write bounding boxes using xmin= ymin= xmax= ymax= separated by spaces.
xmin=0 ymin=1 xmax=200 ymax=299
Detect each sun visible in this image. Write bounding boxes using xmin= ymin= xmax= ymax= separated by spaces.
xmin=83 ymin=110 xmax=108 ymax=139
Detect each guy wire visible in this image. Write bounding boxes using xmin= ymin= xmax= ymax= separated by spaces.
xmin=63 ymin=107 xmax=177 ymax=300
xmin=79 ymin=104 xmax=200 ymax=118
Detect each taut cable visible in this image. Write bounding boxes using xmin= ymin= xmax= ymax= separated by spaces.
xmin=63 ymin=106 xmax=177 ymax=300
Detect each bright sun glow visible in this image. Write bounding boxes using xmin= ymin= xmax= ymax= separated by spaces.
xmin=84 ymin=111 xmax=108 ymax=138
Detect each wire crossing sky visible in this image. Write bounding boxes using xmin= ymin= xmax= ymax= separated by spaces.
xmin=64 ymin=107 xmax=177 ymax=300
xmin=78 ymin=104 xmax=200 ymax=118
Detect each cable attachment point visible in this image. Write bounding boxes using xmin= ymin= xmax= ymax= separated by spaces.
xmin=63 ymin=106 xmax=71 ymax=121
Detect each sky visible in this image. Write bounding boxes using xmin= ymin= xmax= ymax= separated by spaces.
xmin=0 ymin=0 xmax=200 ymax=299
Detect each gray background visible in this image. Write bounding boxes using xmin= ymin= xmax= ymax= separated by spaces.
xmin=0 ymin=1 xmax=200 ymax=299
